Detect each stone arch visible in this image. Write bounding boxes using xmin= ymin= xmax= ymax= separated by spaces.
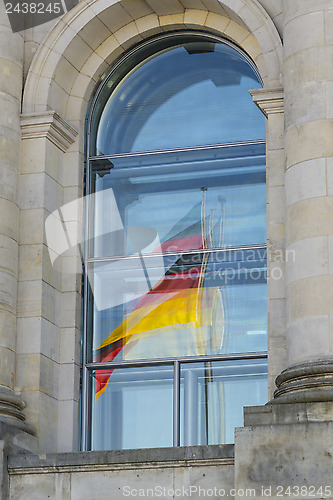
xmin=23 ymin=0 xmax=283 ymax=123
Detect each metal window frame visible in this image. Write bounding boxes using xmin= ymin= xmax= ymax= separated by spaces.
xmin=81 ymin=31 xmax=267 ymax=452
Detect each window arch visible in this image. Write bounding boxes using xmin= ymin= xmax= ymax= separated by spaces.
xmin=82 ymin=32 xmax=267 ymax=451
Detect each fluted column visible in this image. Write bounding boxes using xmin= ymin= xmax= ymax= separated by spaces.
xmin=0 ymin=3 xmax=26 ymax=424
xmin=274 ymin=0 xmax=333 ymax=402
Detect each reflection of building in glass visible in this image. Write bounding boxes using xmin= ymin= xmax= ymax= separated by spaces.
xmin=1 ymin=1 xmax=332 ymax=498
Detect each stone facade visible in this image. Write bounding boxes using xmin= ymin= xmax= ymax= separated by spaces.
xmin=0 ymin=0 xmax=333 ymax=498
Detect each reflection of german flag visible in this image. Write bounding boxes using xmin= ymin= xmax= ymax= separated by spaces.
xmin=95 ymin=250 xmax=213 ymax=400
xmin=94 ymin=200 xmax=222 ymax=401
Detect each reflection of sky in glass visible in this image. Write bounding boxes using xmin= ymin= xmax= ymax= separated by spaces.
xmin=96 ymin=43 xmax=264 ymax=154
xmin=92 ymin=146 xmax=266 ymax=258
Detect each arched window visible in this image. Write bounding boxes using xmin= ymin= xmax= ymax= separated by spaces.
xmin=82 ymin=32 xmax=267 ymax=451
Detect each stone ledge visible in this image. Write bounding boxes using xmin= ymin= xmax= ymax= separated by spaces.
xmin=20 ymin=111 xmax=78 ymax=152
xmin=8 ymin=445 xmax=234 ymax=474
xmin=249 ymin=87 xmax=284 ymax=117
xmin=244 ymin=401 xmax=333 ymax=427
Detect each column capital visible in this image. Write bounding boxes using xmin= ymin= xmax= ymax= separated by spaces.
xmin=249 ymin=88 xmax=284 ymax=118
xmin=20 ymin=111 xmax=78 ymax=152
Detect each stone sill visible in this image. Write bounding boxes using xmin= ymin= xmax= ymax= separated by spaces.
xmin=8 ymin=445 xmax=234 ymax=475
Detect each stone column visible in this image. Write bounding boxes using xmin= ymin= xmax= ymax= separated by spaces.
xmin=0 ymin=3 xmax=26 ymax=424
xmin=274 ymin=0 xmax=333 ymax=402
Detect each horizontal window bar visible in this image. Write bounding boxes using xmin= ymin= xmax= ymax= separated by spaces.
xmin=88 ymin=140 xmax=266 ymax=161
xmin=85 ymin=352 xmax=268 ymax=370
xmin=85 ymin=244 xmax=267 ymax=264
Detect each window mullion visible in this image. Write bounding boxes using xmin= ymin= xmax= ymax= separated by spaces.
xmin=173 ymin=360 xmax=181 ymax=447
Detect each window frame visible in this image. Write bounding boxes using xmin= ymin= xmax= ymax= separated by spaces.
xmin=81 ymin=30 xmax=268 ymax=452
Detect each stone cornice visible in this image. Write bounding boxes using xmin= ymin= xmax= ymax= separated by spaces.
xmin=20 ymin=111 xmax=78 ymax=152
xmin=249 ymin=88 xmax=284 ymax=117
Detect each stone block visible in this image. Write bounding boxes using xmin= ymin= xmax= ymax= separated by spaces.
xmin=47 ymin=81 xmax=69 ymax=117
xmin=19 ymin=173 xmax=62 ymax=213
xmin=122 ymin=0 xmax=154 ymax=19
xmin=284 ymin=0 xmax=333 ymax=22
xmin=204 ymin=12 xmax=230 ymax=33
xmin=223 ymin=19 xmax=251 ymax=44
xmin=174 ymin=463 xmax=234 ymax=498
xmin=96 ymin=36 xmax=124 ymax=67
xmin=285 ymin=158 xmax=326 ymax=205
xmin=329 ymin=235 xmax=333 ymax=275
xmin=289 ymin=275 xmax=333 ymax=322
xmin=0 ymin=94 xmax=20 ymax=131
xmin=0 ymin=58 xmax=23 ymax=100
xmin=53 ymin=57 xmax=79 ymax=96
xmin=65 ymin=96 xmax=87 ymax=123
xmin=325 ymin=10 xmax=333 ymax=45
xmin=59 ymin=291 xmax=81 ymax=328
xmin=0 ymin=348 xmax=15 ymax=388
xmin=146 ymin=0 xmax=183 ymax=16
xmin=15 ymin=353 xmax=59 ymax=398
xmin=94 ymin=3 xmax=132 ymax=33
xmin=58 ymin=363 xmax=79 ymax=402
xmin=77 ymin=16 xmax=112 ymax=52
xmin=18 ymin=244 xmax=60 ymax=290
xmin=285 ymin=82 xmax=326 ymax=128
xmin=113 ymin=21 xmax=142 ymax=47
xmin=238 ymin=4 xmax=263 ymax=32
xmin=267 ymin=186 xmax=285 ymax=225
xmin=267 ymin=148 xmax=285 ymax=188
xmin=17 ymin=280 xmax=42 ymax=318
xmin=184 ymin=9 xmax=208 ymax=27
xmin=135 ymin=14 xmax=160 ymax=37
xmin=0 ymin=271 xmax=18 ymax=314
xmin=0 ymin=309 xmax=16 ymax=351
xmin=0 ymin=234 xmax=18 ymax=277
xmin=61 ymin=256 xmax=82 ymax=293
xmin=57 ymin=399 xmax=79 ymax=452
xmin=19 ymin=390 xmax=59 ymax=453
xmin=10 ymin=472 xmax=70 ymax=500
xmin=71 ymin=467 xmax=174 ymax=500
xmin=80 ymin=52 xmax=108 ymax=81
xmin=181 ymin=0 xmax=206 ymax=9
xmin=159 ymin=13 xmax=185 ymax=29
xmin=62 ymin=35 xmax=92 ymax=74
xmin=287 ymin=196 xmax=333 ymax=244
xmin=287 ymin=316 xmax=330 ymax=364
xmin=235 ymin=415 xmax=333 ymax=499
xmin=19 ymin=209 xmax=47 ymax=246
xmin=16 ymin=317 xmax=59 ymax=362
xmin=284 ymin=47 xmax=333 ymax=91
xmin=286 ymin=236 xmax=329 ymax=284
xmin=0 ymin=126 xmax=20 ymax=168
xmin=71 ymin=73 xmax=96 ymax=101
xmin=267 ymin=260 xmax=285 ymax=300
xmin=266 ymin=111 xmax=284 ymax=148
xmin=284 ymin=11 xmax=325 ymax=60
xmin=60 ymin=328 xmax=80 ymax=364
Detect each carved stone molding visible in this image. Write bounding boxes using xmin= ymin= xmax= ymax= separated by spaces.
xmin=273 ymin=359 xmax=333 ymax=404
xmin=0 ymin=386 xmax=34 ymax=434
xmin=249 ymin=88 xmax=284 ymax=117
xmin=20 ymin=111 xmax=78 ymax=152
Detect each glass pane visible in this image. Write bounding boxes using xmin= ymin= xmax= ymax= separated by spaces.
xmin=180 ymin=358 xmax=267 ymax=446
xmin=90 ymin=365 xmax=173 ymax=450
xmin=87 ymin=248 xmax=267 ymax=363
xmin=88 ymin=143 xmax=266 ymax=258
xmin=93 ymin=40 xmax=264 ymax=155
